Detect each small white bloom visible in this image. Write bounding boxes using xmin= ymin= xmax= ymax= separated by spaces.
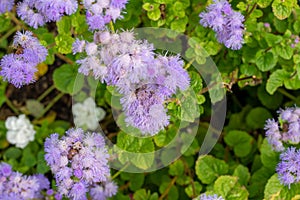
xmin=72 ymin=97 xmax=106 ymax=130
xmin=5 ymin=114 xmax=36 ymax=149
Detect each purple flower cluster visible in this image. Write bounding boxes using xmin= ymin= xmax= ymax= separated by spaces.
xmin=199 ymin=0 xmax=244 ymax=50
xmin=83 ymin=0 xmax=128 ymax=30
xmin=198 ymin=193 xmax=224 ymax=200
xmin=276 ymin=147 xmax=300 ymax=188
xmin=17 ymin=0 xmax=78 ymax=29
xmin=264 ymin=107 xmax=300 ymax=152
xmin=0 ymin=31 xmax=48 ymax=88
xmin=44 ymin=128 xmax=117 ymax=199
xmin=73 ymin=31 xmax=190 ymax=135
xmin=0 ymin=162 xmax=50 ymax=200
xmin=0 ymin=0 xmax=14 ymax=14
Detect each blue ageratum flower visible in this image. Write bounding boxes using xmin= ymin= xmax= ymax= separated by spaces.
xmin=264 ymin=106 xmax=300 ymax=152
xmin=276 ymin=147 xmax=300 ymax=188
xmin=199 ymin=0 xmax=244 ymax=50
xmin=0 ymin=31 xmax=48 ymax=88
xmin=0 ymin=0 xmax=14 ymax=14
xmin=83 ymin=0 xmax=128 ymax=30
xmin=16 ymin=0 xmax=78 ymax=29
xmin=74 ymin=30 xmax=190 ymax=135
xmin=44 ymin=128 xmax=118 ymax=200
xmin=0 ymin=162 xmax=50 ymax=199
xmin=198 ymin=193 xmax=224 ymax=200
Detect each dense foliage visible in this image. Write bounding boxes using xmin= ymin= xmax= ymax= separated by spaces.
xmin=1 ymin=0 xmax=300 ymax=199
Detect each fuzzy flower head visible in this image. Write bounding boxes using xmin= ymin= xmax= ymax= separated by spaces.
xmin=0 ymin=162 xmax=49 ymax=199
xmin=72 ymin=97 xmax=106 ymax=130
xmin=0 ymin=0 xmax=14 ymax=14
xmin=264 ymin=106 xmax=300 ymax=152
xmin=74 ymin=30 xmax=190 ymax=135
xmin=5 ymin=114 xmax=36 ymax=148
xmin=44 ymin=128 xmax=117 ymax=199
xmin=197 ymin=193 xmax=225 ymax=200
xmin=0 ymin=31 xmax=48 ymax=88
xmin=199 ymin=0 xmax=244 ymax=50
xmin=83 ymin=0 xmax=128 ymax=30
xmin=17 ymin=0 xmax=78 ymax=28
xmin=276 ymin=147 xmax=300 ymax=188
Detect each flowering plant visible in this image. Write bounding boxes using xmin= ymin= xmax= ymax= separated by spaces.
xmin=1 ymin=0 xmax=300 ymax=199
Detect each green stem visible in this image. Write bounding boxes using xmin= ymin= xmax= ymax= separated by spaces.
xmin=55 ymin=53 xmax=74 ymax=65
xmin=38 ymin=92 xmax=64 ymax=118
xmin=158 ymin=176 xmax=178 ymax=200
xmin=184 ymin=58 xmax=195 ymax=70
xmin=277 ymin=88 xmax=297 ymax=102
xmin=245 ymin=3 xmax=257 ymax=21
xmin=0 ymin=26 xmax=20 ymax=44
xmin=109 ymin=21 xmax=115 ymax=33
xmin=37 ymin=85 xmax=56 ymax=102
xmin=5 ymin=98 xmax=20 ymax=114
xmin=111 ymin=163 xmax=130 ymax=180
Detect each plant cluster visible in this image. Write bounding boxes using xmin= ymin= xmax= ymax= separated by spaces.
xmin=1 ymin=0 xmax=300 ymax=200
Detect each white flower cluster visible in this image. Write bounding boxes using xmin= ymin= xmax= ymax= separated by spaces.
xmin=72 ymin=97 xmax=106 ymax=130
xmin=5 ymin=114 xmax=36 ymax=148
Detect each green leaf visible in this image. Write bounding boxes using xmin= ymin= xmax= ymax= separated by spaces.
xmin=0 ymin=80 xmax=7 ymax=108
xmin=224 ymin=130 xmax=254 ymax=157
xmin=214 ymin=176 xmax=249 ymax=200
xmin=266 ymin=69 xmax=290 ymax=94
xmin=257 ymin=0 xmax=273 ymax=8
xmin=294 ymin=20 xmax=300 ymax=33
xmin=275 ymin=42 xmax=294 ymax=60
xmin=248 ymin=167 xmax=274 ymax=199
xmin=195 ymin=155 xmax=229 ymax=184
xmin=170 ymin=16 xmax=188 ymax=33
xmin=257 ymin=85 xmax=283 ymax=110
xmin=26 ymin=99 xmax=44 ymax=118
xmin=260 ymin=138 xmax=280 ymax=171
xmin=180 ymin=89 xmax=200 ymax=122
xmin=272 ymin=0 xmax=296 ymax=20
xmin=264 ymin=174 xmax=300 ymax=200
xmin=4 ymin=147 xmax=22 ymax=159
xmin=233 ymin=165 xmax=250 ymax=186
xmin=129 ymin=173 xmax=145 ymax=191
xmin=169 ymin=159 xmax=184 ymax=176
xmin=284 ymin=76 xmax=300 ymax=90
xmin=116 ymin=131 xmax=154 ymax=169
xmin=159 ymin=182 xmax=179 ymax=200
xmin=246 ymin=107 xmax=272 ymax=129
xmin=37 ymin=151 xmax=50 ymax=173
xmin=133 ymin=189 xmax=153 ymax=200
xmin=153 ymin=126 xmax=176 ymax=147
xmin=255 ymin=50 xmax=278 ymax=72
xmin=57 ymin=16 xmax=72 ymax=34
xmin=264 ymin=33 xmax=283 ymax=47
xmin=21 ymin=148 xmax=37 ymax=167
xmin=185 ymin=182 xmax=202 ymax=198
xmin=55 ymin=34 xmax=75 ymax=54
xmin=53 ymin=64 xmax=84 ymax=94
xmin=189 ymin=71 xmax=203 ymax=93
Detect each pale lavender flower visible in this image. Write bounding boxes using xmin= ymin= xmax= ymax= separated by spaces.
xmin=83 ymin=0 xmax=128 ymax=30
xmin=264 ymin=119 xmax=284 ymax=152
xmin=264 ymin=106 xmax=300 ymax=151
xmin=0 ymin=31 xmax=48 ymax=87
xmin=276 ymin=147 xmax=300 ymax=188
xmin=0 ymin=162 xmax=48 ymax=199
xmin=199 ymin=0 xmax=244 ymax=50
xmin=17 ymin=0 xmax=47 ymax=29
xmin=72 ymin=39 xmax=86 ymax=54
xmin=0 ymin=0 xmax=14 ymax=14
xmin=198 ymin=193 xmax=224 ymax=200
xmin=74 ymin=30 xmax=190 ymax=135
xmin=44 ymin=128 xmax=117 ymax=199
